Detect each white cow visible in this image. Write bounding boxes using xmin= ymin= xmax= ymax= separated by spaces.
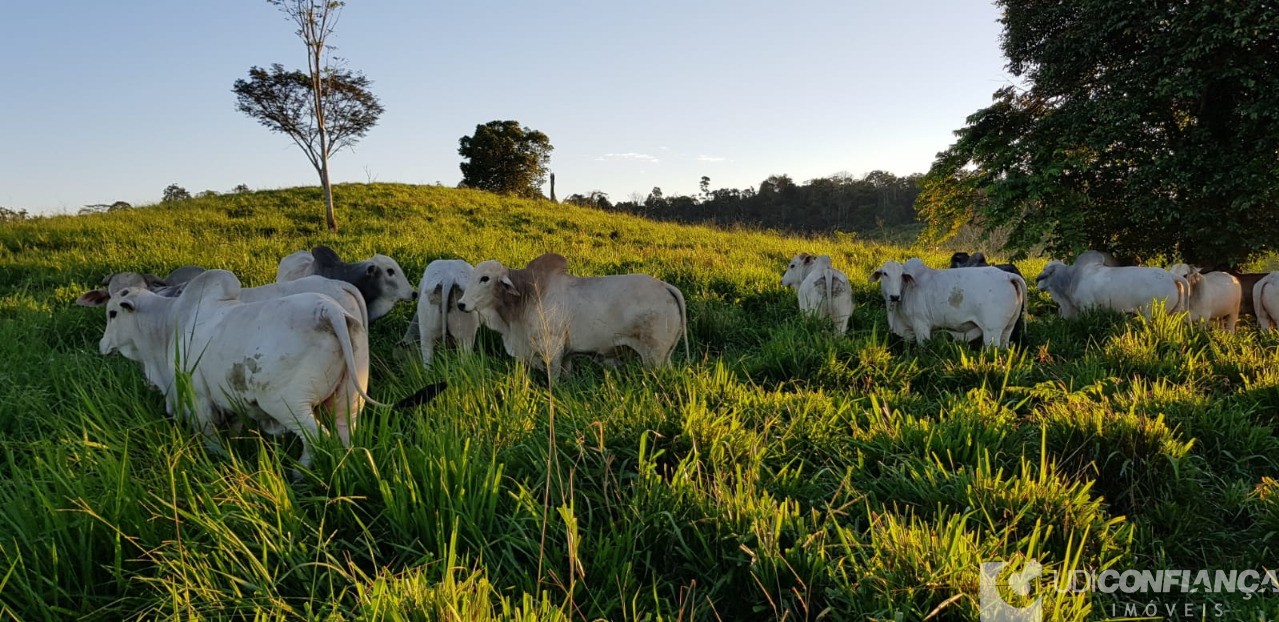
xmin=1256 ymin=272 xmax=1279 ymax=331
xmin=871 ymin=258 xmax=1025 ymax=348
xmin=1035 ymin=261 xmax=1189 ymax=319
xmin=402 ymin=259 xmax=480 ymax=366
xmin=96 ymin=270 xmax=379 ymax=468
xmin=276 ymin=245 xmax=416 ymax=321
xmin=1167 ymin=264 xmax=1242 ymax=331
xmin=80 ymin=273 xmax=368 ymax=329
xmin=780 ymin=253 xmax=854 ymax=333
xmin=455 ymin=253 xmax=689 ymax=379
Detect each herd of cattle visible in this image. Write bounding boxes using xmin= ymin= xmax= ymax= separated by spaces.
xmin=73 ymin=245 xmax=1279 ymax=471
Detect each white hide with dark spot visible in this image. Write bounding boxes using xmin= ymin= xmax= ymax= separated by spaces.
xmin=97 ymin=270 xmax=376 ymax=469
xmin=872 ymin=258 xmax=1024 ymax=348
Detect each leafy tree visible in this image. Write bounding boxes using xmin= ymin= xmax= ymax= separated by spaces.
xmin=236 ymin=0 xmax=383 ymax=233
xmin=919 ymin=1 xmax=1279 ymax=266
xmin=109 ymin=201 xmax=132 ymax=211
xmin=458 ymin=121 xmax=553 ymax=198
xmin=0 ymin=207 xmax=29 ymax=222
xmin=232 ymin=184 xmax=251 ymax=194
xmin=162 ymin=184 xmax=191 ymax=203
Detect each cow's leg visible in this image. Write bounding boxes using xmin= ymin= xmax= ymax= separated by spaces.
xmin=1224 ymin=312 xmax=1238 ymax=332
xmin=191 ymin=399 xmax=226 ymax=457
xmin=911 ymin=321 xmax=932 ymax=345
xmin=419 ymin=333 xmax=436 ymax=368
xmin=455 ymin=321 xmax=477 ymax=354
xmin=999 ymin=316 xmax=1016 ymax=347
xmin=324 ymin=380 xmax=360 ymax=448
xmin=261 ymin=398 xmax=323 ymax=474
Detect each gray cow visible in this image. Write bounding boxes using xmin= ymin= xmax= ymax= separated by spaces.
xmin=276 ymin=245 xmax=417 ymax=322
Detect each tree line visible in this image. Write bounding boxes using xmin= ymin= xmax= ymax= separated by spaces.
xmin=567 ymin=172 xmax=921 ymax=234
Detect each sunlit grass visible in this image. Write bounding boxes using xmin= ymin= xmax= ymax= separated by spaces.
xmin=1 ymin=183 xmax=1277 ymax=619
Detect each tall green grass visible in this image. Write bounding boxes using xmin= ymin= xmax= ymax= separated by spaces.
xmin=1 ymin=183 xmax=1277 ymax=619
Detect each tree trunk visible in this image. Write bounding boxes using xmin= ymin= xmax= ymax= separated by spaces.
xmin=321 ymin=160 xmax=337 ymax=233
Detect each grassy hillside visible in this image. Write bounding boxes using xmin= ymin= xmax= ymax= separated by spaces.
xmin=1 ymin=183 xmax=1277 ymax=620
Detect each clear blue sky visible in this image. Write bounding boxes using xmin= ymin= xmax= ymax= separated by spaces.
xmin=1 ymin=1 xmax=1013 ymax=215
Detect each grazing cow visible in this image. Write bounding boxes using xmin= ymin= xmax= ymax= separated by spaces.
xmin=275 ymin=245 xmax=417 ymax=321
xmin=780 ymin=253 xmax=854 ymax=333
xmin=1167 ymin=264 xmax=1242 ymax=331
xmin=871 ymin=258 xmax=1025 ymax=348
xmin=76 ymin=265 xmax=209 ymax=305
xmin=1256 ymin=272 xmax=1279 ymax=331
xmin=1034 ymin=261 xmax=1188 ymax=319
xmin=79 ymin=273 xmax=368 ymax=329
xmin=95 ymin=270 xmax=377 ymax=468
xmin=455 ymin=253 xmax=689 ymax=379
xmin=401 ymin=259 xmax=480 ymax=366
xmin=948 ymin=251 xmax=1026 ymax=344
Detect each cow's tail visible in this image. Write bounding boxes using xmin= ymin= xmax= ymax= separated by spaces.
xmin=323 ymin=303 xmax=393 ymax=408
xmin=1012 ymin=273 xmax=1028 ymax=343
xmin=665 ymin=283 xmax=690 ymax=360
xmin=439 ymin=274 xmax=454 ymax=344
xmin=1258 ymin=278 xmax=1275 ymax=330
xmin=322 ymin=302 xmax=448 ymax=410
xmin=1172 ymin=275 xmax=1191 ymax=315
xmin=823 ymin=267 xmax=835 ymax=325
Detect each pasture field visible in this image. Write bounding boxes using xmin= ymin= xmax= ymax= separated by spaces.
xmin=1 ymin=183 xmax=1278 ymax=620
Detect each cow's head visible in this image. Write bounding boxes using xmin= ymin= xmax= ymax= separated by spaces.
xmin=781 ymin=253 xmax=815 ymax=288
xmin=99 ymin=287 xmax=146 ymax=359
xmin=1034 ymin=261 xmax=1067 ymax=289
xmin=359 ymin=254 xmax=418 ymax=321
xmin=76 ymin=272 xmax=168 ymax=307
xmin=871 ymin=260 xmax=912 ymax=307
xmin=456 ymin=260 xmax=515 ymax=315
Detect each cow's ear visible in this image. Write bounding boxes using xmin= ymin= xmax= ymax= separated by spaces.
xmin=870 ymin=270 xmax=883 ymax=282
xmin=803 ymin=255 xmax=814 ymax=265
xmin=500 ymin=276 xmax=520 ymax=297
xmin=143 ymin=273 xmax=167 ymax=288
xmin=312 ymin=245 xmax=342 ymax=267
xmin=902 ymin=273 xmax=915 ymax=286
xmin=366 ymin=264 xmax=378 ymax=276
xmin=76 ymin=289 xmax=110 ymax=307
xmin=119 ymin=299 xmax=135 ymax=312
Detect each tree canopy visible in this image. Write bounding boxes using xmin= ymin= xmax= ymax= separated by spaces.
xmin=234 ymin=64 xmax=382 ymax=183
xmin=918 ymin=1 xmax=1279 ymax=266
xmin=237 ymin=0 xmax=374 ymax=233
xmin=458 ymin=121 xmax=553 ymax=198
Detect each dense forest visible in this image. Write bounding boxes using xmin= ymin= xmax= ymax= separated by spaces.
xmin=567 ymin=170 xmax=921 ymax=234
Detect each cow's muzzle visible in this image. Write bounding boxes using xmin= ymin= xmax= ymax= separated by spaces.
xmin=888 ymin=294 xmax=901 ymax=303
xmin=456 ymin=301 xmax=469 ymax=312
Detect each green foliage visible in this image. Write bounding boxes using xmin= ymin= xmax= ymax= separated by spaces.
xmin=233 ymin=63 xmax=384 ymax=170
xmin=1 ymin=183 xmax=1277 ymax=619
xmin=161 ymin=183 xmax=191 ymax=202
xmin=920 ymin=1 xmax=1279 ymax=266
xmin=458 ymin=120 xmax=553 ymax=198
xmin=606 ymin=170 xmax=921 ymax=234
